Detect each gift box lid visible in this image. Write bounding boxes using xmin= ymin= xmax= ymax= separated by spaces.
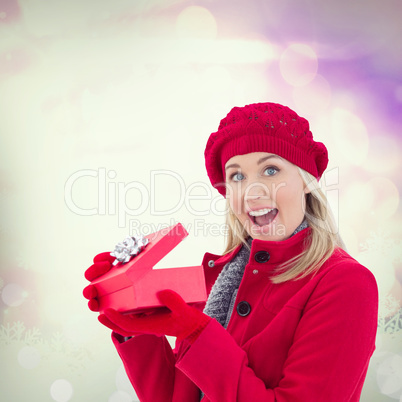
xmin=91 ymin=222 xmax=190 ymax=297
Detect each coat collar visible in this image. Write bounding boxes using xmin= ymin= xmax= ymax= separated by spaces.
xmin=249 ymin=227 xmax=311 ymax=267
xmin=203 ymin=227 xmax=312 ymax=270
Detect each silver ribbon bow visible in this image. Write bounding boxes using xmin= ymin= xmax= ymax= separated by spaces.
xmin=110 ymin=235 xmax=149 ymax=266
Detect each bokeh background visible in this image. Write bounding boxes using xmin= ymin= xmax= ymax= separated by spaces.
xmin=1 ymin=0 xmax=401 ymax=401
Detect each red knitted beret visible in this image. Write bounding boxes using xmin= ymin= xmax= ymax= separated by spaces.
xmin=204 ymin=102 xmax=328 ymax=196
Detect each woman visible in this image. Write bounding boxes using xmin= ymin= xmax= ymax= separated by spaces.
xmin=84 ymin=102 xmax=378 ymax=401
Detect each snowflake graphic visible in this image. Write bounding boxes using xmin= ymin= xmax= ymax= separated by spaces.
xmin=379 ymin=295 xmax=400 ymax=320
xmin=0 ymin=321 xmax=91 ymax=374
xmin=0 ymin=321 xmax=26 ymax=344
xmin=360 ymin=230 xmax=402 ymax=263
xmin=378 ymin=300 xmax=402 ymax=335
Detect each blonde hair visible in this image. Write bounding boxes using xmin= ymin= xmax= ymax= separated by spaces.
xmin=223 ymin=169 xmax=345 ymax=284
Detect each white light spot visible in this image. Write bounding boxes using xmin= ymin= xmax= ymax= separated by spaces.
xmin=1 ymin=283 xmax=27 ymax=307
xmin=364 ymin=134 xmax=400 ymax=174
xmin=331 ymin=108 xmax=369 ymax=165
xmin=342 ymin=181 xmax=374 ymax=220
xmin=376 ymin=354 xmax=402 ymax=398
xmin=50 ymin=379 xmax=73 ymax=402
xmin=280 ymin=44 xmax=318 ymax=87
xmin=0 ymin=12 xmax=7 ymax=19
xmin=116 ymin=365 xmax=139 ymax=400
xmin=367 ymin=177 xmax=399 ymax=220
xmin=18 ymin=346 xmax=41 ymax=369
xmin=109 ymin=390 xmax=134 ymax=402
xmin=176 ymin=6 xmax=217 ymax=40
xmin=292 ymin=74 xmax=331 ymax=116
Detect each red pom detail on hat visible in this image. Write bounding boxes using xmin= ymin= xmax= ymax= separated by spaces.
xmin=204 ymin=102 xmax=328 ymax=196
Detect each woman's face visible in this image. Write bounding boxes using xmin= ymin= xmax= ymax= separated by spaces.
xmin=225 ymin=152 xmax=309 ymax=241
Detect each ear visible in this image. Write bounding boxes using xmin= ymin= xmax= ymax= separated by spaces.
xmin=303 ymin=179 xmax=317 ymax=194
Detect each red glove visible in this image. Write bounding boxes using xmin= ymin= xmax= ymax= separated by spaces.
xmin=99 ymin=289 xmax=211 ymax=343
xmin=83 ymin=252 xmax=115 ymax=311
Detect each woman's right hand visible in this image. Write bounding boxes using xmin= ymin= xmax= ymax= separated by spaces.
xmin=83 ymin=252 xmax=115 ymax=312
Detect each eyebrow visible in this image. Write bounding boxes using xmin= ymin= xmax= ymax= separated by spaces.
xmin=225 ymin=155 xmax=283 ymax=170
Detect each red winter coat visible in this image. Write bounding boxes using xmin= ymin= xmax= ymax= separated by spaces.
xmin=112 ymin=228 xmax=378 ymax=402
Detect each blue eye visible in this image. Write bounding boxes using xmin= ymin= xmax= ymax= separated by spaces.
xmin=232 ymin=172 xmax=245 ymax=182
xmin=264 ymin=167 xmax=278 ymax=176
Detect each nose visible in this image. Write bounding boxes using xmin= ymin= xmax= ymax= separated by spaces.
xmin=244 ymin=181 xmax=270 ymax=201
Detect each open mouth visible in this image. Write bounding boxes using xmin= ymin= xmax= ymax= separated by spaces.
xmin=248 ymin=208 xmax=279 ymax=227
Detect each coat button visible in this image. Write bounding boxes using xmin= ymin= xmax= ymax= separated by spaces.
xmin=237 ymin=301 xmax=251 ymax=317
xmin=207 ymin=260 xmax=215 ymax=267
xmin=254 ymin=250 xmax=270 ymax=263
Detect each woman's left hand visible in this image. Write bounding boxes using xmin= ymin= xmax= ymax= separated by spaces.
xmin=98 ymin=289 xmax=211 ymax=343
xmin=83 ymin=251 xmax=115 ymax=312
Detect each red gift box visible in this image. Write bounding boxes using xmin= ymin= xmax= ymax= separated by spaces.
xmin=91 ymin=223 xmax=207 ymax=314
